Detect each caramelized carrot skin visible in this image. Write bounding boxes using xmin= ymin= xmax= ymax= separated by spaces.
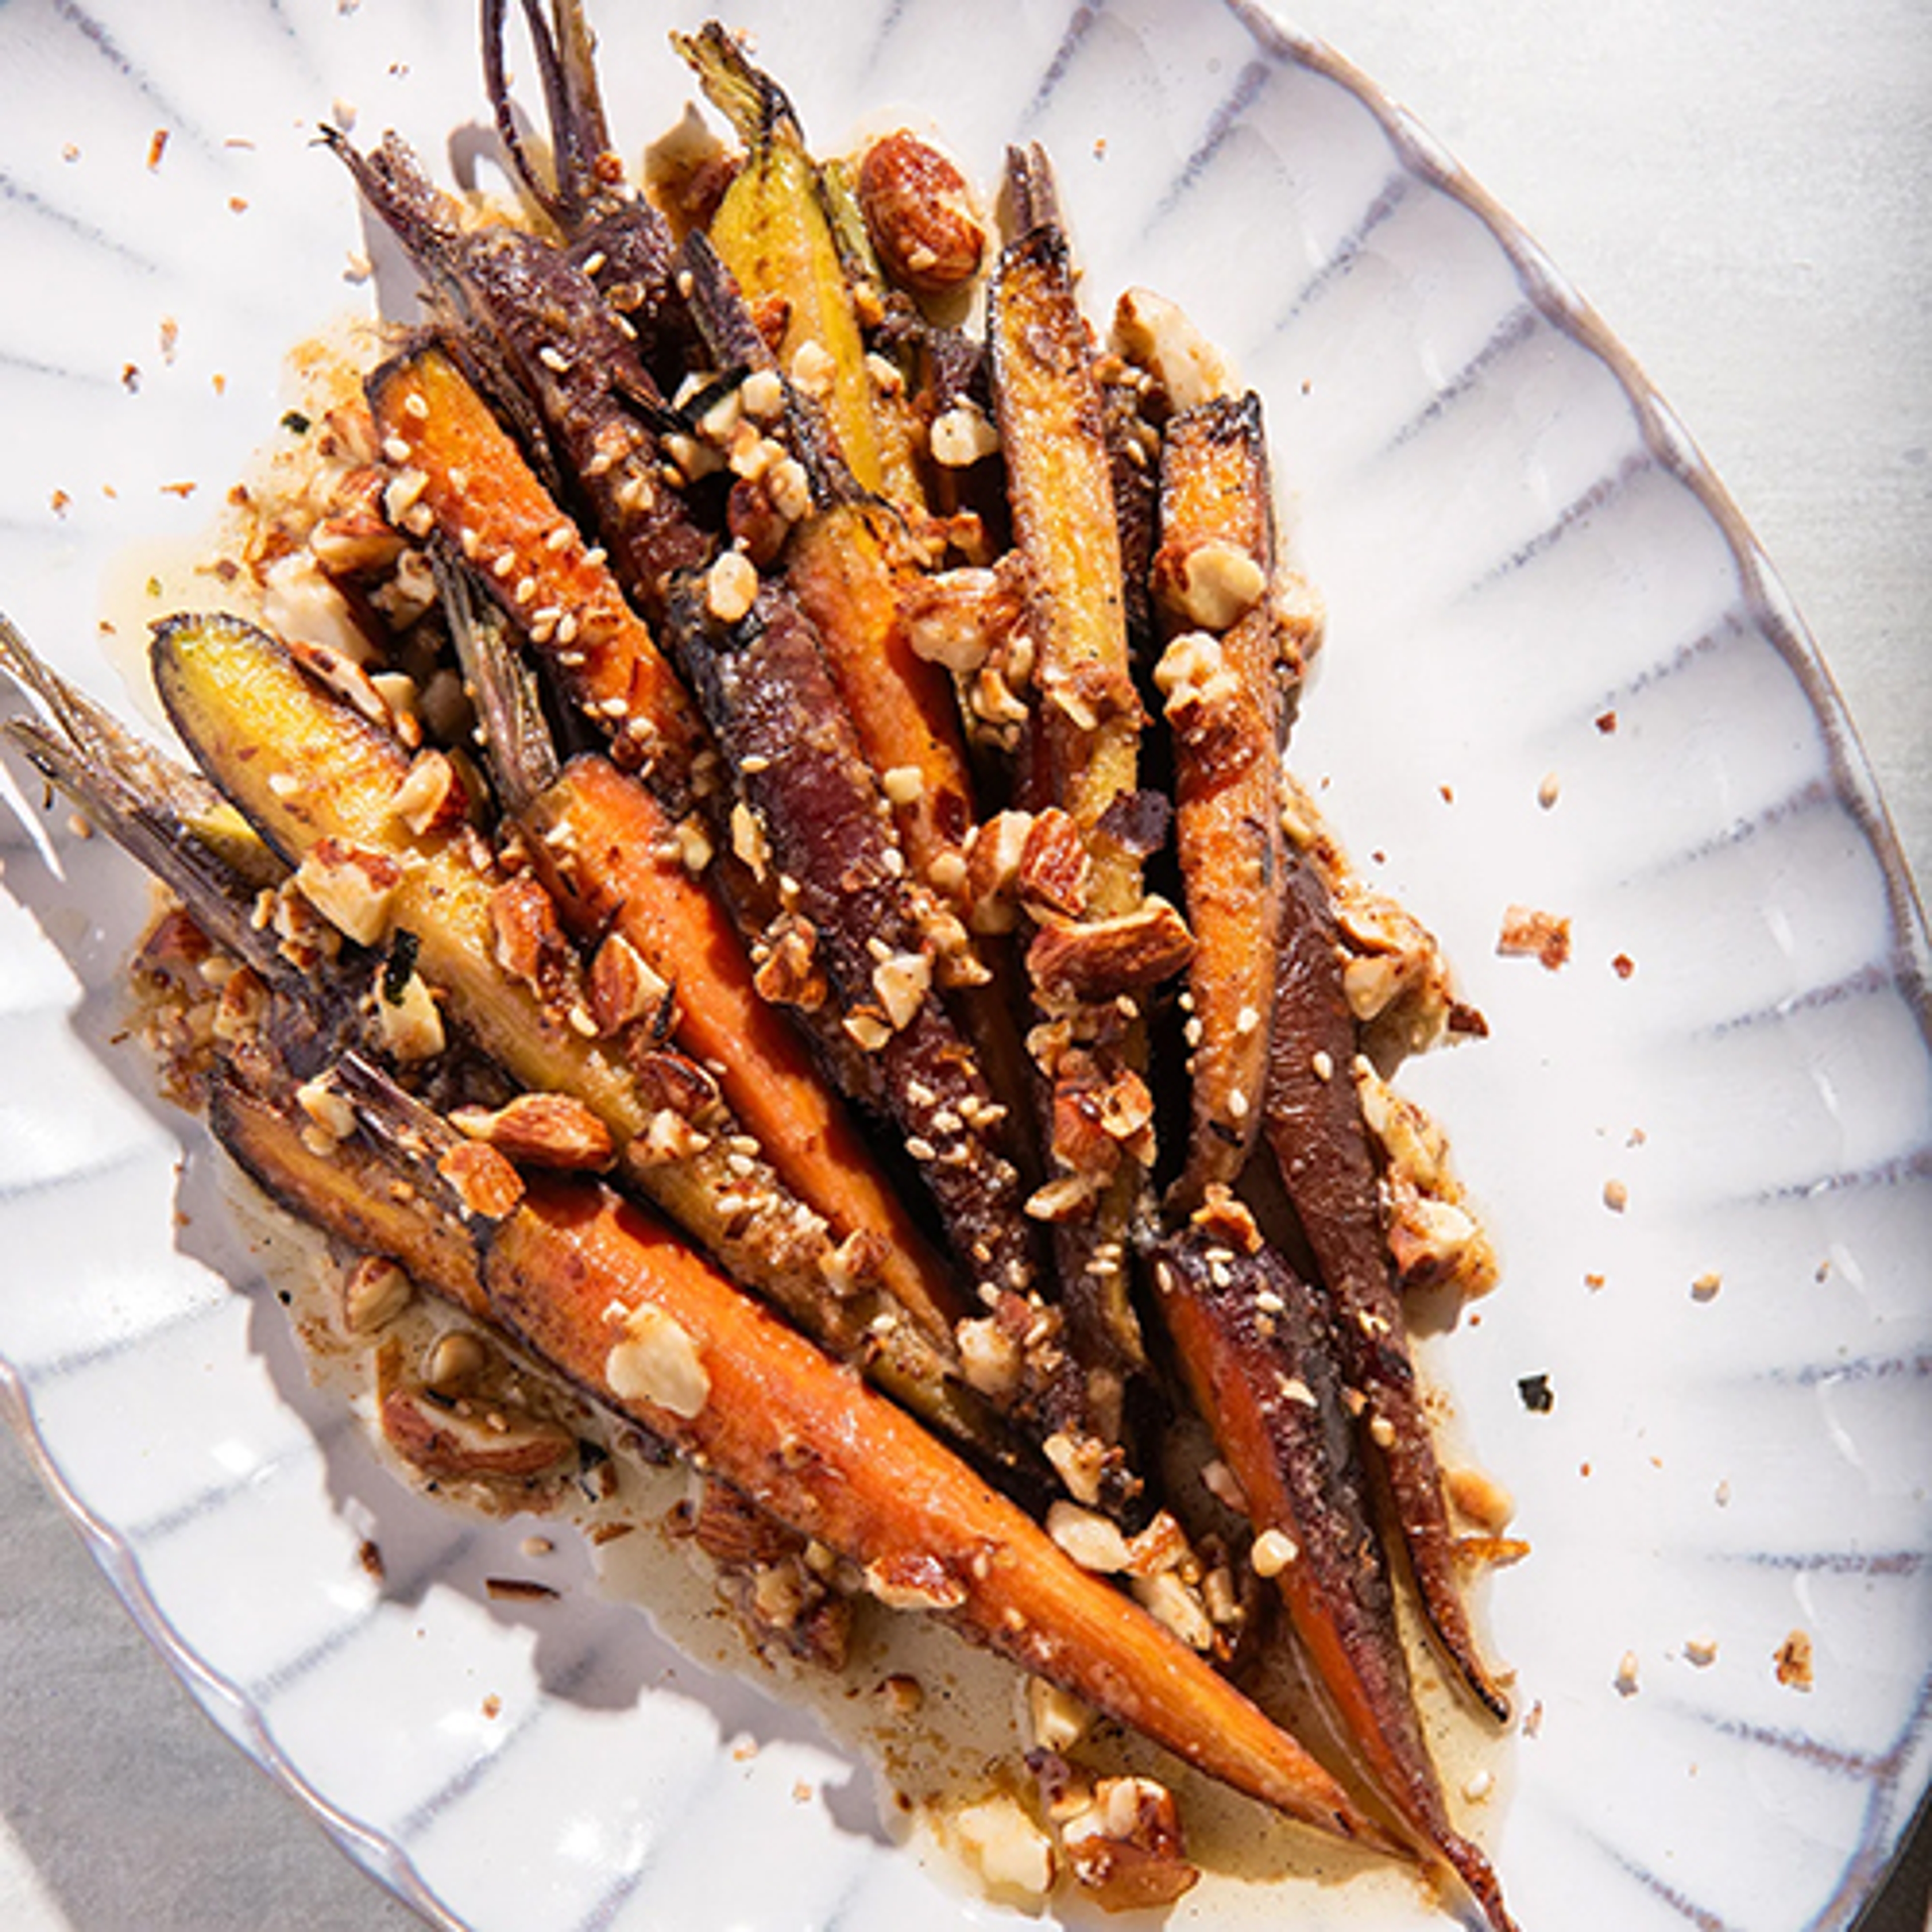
xmin=673 ymin=580 xmax=1039 ymax=1309
xmin=785 ymin=505 xmax=975 ymax=877
xmin=485 ymin=1175 xmax=1380 ymax=1845
xmin=1152 ymin=1228 xmax=1515 ymax=1932
xmin=368 ymin=346 xmax=706 ymax=807
xmin=989 ymin=209 xmax=1154 ymax=1422
xmin=526 ymin=753 xmax=964 ymax=1341
xmin=1266 ymin=855 xmax=1509 ymax=1723
xmin=1156 ymin=395 xmax=1289 ymax=1205
xmin=989 ymin=220 xmax=1143 ymax=911
xmin=783 ymin=505 xmax=1039 ymax=1156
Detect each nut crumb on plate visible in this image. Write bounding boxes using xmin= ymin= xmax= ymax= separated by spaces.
xmin=1497 ymin=904 xmax=1571 ymax=970
xmin=1775 ymin=1628 xmax=1815 ymax=1690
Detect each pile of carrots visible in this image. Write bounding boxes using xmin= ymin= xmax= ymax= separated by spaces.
xmin=0 ymin=7 xmax=1518 ymax=1922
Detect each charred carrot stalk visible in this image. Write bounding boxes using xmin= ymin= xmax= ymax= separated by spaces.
xmin=211 ymin=1067 xmax=490 ymax=1316
xmin=481 ymin=0 xmax=699 ymax=376
xmin=1265 ymin=853 xmax=1510 ymax=1722
xmin=1151 ymin=1223 xmax=1515 ymax=1931
xmin=672 ymin=218 xmax=970 ymax=881
xmin=279 ymin=1048 xmax=1386 ymax=1853
xmin=1152 ymin=394 xmax=1292 ymax=1208
xmin=367 ymin=344 xmax=706 ymax=807
xmin=0 ymin=615 xmax=284 ymax=904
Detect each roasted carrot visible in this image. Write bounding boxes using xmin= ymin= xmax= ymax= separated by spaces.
xmin=673 ymin=22 xmax=926 ymax=510
xmin=367 ymin=345 xmax=707 ymax=807
xmin=146 ymin=613 xmax=970 ymax=1435
xmin=1265 ymin=852 xmax=1510 ymax=1721
xmin=1152 ymin=394 xmax=1292 ymax=1207
xmin=215 ymin=1037 xmax=1389 ymax=1847
xmin=782 ymin=503 xmax=1041 ymax=1153
xmin=1152 ymin=1222 xmax=1515 ymax=1931
xmin=784 ymin=505 xmax=973 ymax=872
xmin=498 ymin=1173 xmax=1386 ymax=1844
xmin=0 ymin=615 xmax=285 ymax=903
xmin=989 ymin=154 xmax=1162 ymax=1431
xmin=669 ymin=576 xmax=1043 ymax=1314
xmin=988 ymin=201 xmax=1144 ymax=913
xmin=522 ymin=752 xmax=965 ymax=1346
xmin=672 ymin=228 xmax=1038 ymax=1149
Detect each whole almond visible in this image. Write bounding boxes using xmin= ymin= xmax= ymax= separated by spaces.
xmin=857 ymin=131 xmax=986 ymax=296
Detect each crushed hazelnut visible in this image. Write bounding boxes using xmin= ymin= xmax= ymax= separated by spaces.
xmin=1061 ymin=1775 xmax=1197 ymax=1910
xmin=1132 ymin=1571 xmax=1215 ymax=1651
xmin=388 ymin=748 xmax=465 ymax=836
xmin=374 ymin=966 xmax=446 ymax=1063
xmin=1497 ymin=904 xmax=1572 ymax=970
xmin=293 ymin=838 xmax=401 ymax=946
xmin=340 ymin=1256 xmax=413 ymax=1335
xmin=739 ymin=368 xmax=784 ymax=421
xmin=1154 ymin=536 xmax=1267 ymax=633
xmin=1775 ymin=1629 xmax=1815 ymax=1691
xmin=950 ymin=1795 xmax=1055 ymax=1904
xmin=1046 ymin=1500 xmax=1133 ymax=1574
xmin=295 ymin=1073 xmax=357 ymax=1144
xmin=955 ymin=1315 xmax=1022 ymax=1402
xmin=787 ymin=340 xmax=837 ymax=400
xmin=863 ymin=1554 xmax=967 ymax=1613
xmin=929 ymin=403 xmax=1001 ymax=469
xmin=605 ymin=1305 xmax=710 ymax=1418
xmin=1110 ymin=286 xmax=1239 ymax=413
xmin=1250 ymin=1528 xmax=1299 ymax=1578
xmin=1445 ymin=1465 xmax=1515 ymax=1534
xmin=1199 ymin=1459 xmax=1248 ymax=1514
xmin=705 ymin=549 xmax=758 ymax=625
xmin=1042 ymin=1431 xmax=1107 ymax=1507
xmin=871 ymin=949 xmax=932 ymax=1031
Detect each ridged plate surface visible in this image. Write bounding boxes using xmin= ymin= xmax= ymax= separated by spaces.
xmin=2 ymin=2 xmax=1928 ymax=1928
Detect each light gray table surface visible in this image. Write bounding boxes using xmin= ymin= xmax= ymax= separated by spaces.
xmin=3 ymin=2 xmax=1928 ymax=1926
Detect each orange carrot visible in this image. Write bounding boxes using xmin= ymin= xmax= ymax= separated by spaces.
xmin=489 ymin=1172 xmax=1388 ymax=1849
xmin=367 ymin=344 xmax=707 ymax=808
xmin=523 ymin=752 xmax=965 ymax=1343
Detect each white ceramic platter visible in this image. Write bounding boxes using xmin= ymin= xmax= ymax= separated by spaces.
xmin=2 ymin=2 xmax=1928 ymax=1928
